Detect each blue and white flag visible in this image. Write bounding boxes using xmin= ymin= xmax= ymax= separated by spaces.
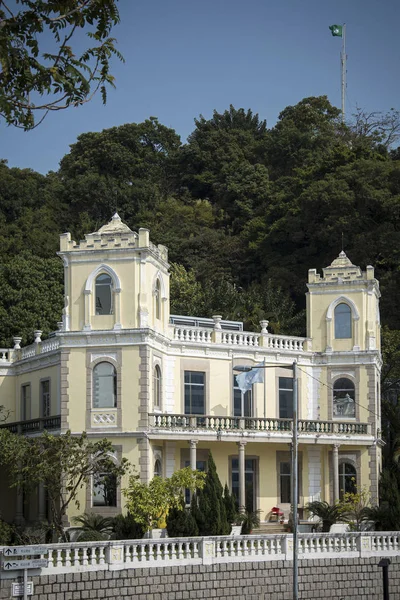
xmin=236 ymin=364 xmax=264 ymax=393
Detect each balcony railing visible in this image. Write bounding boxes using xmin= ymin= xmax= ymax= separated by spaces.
xmin=0 ymin=415 xmax=61 ymax=434
xmin=149 ymin=413 xmax=369 ymax=435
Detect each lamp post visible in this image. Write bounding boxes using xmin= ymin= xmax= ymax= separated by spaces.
xmin=233 ymin=361 xmax=299 ymax=600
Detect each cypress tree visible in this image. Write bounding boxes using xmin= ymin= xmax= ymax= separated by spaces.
xmin=193 ymin=452 xmax=231 ymax=536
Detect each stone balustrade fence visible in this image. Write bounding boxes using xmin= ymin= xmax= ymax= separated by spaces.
xmin=1 ymin=532 xmax=399 ymax=579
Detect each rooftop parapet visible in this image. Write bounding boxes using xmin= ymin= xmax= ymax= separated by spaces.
xmin=308 ymin=251 xmax=374 ymax=284
xmin=59 ymin=213 xmax=168 ymax=262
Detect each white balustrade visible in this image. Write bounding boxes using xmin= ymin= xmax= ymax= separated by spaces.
xmin=41 ymin=339 xmax=60 ymax=353
xmin=174 ymin=326 xmax=212 ymax=343
xmin=221 ymin=332 xmax=260 ymax=346
xmin=0 ymin=349 xmax=10 ymax=361
xmin=263 ymin=335 xmax=305 ymax=352
xmin=1 ymin=532 xmax=398 ymax=577
xmin=21 ymin=345 xmax=36 ymax=359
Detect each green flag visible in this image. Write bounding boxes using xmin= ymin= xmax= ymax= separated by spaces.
xmin=329 ymin=24 xmax=343 ymax=37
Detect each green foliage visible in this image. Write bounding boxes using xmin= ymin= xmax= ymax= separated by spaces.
xmin=192 ymin=453 xmax=231 ymax=536
xmin=0 ymin=519 xmax=13 ymax=545
xmin=223 ymin=484 xmax=239 ymax=524
xmin=240 ymin=508 xmax=261 ymax=535
xmin=112 ymin=513 xmax=145 ymax=540
xmin=166 ymin=501 xmax=199 ymax=538
xmin=336 ymin=485 xmax=372 ymax=531
xmin=123 ymin=468 xmax=205 ymax=531
xmin=0 ymin=253 xmax=64 ymax=346
xmin=0 ymin=0 xmax=122 ymax=129
xmin=0 ymin=430 xmax=129 ymax=541
xmin=72 ymin=512 xmax=114 ymax=541
xmin=305 ymin=500 xmax=343 ymax=532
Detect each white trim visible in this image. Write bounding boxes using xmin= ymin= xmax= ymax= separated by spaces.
xmin=152 ymin=270 xmax=167 ymax=300
xmin=85 ymin=264 xmax=121 ymax=293
xmin=326 ymin=296 xmax=359 ymax=320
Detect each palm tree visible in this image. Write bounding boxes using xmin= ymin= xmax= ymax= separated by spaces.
xmin=72 ymin=512 xmax=114 ymax=542
xmin=305 ymin=501 xmax=342 ymax=532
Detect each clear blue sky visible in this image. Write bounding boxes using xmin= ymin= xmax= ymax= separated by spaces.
xmin=1 ymin=0 xmax=399 ymax=174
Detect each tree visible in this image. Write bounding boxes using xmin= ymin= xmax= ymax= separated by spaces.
xmin=180 ymin=105 xmax=270 ymax=230
xmin=58 ymin=119 xmax=181 ymax=228
xmin=0 ymin=430 xmax=129 ymax=541
xmin=0 ymin=253 xmax=64 ymax=346
xmin=123 ymin=467 xmax=205 ymax=532
xmin=192 ymin=452 xmax=231 ymax=536
xmin=0 ymin=0 xmax=122 ymax=129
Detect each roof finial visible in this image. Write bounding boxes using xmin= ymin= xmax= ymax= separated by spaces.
xmin=341 ymin=232 xmax=344 ymax=252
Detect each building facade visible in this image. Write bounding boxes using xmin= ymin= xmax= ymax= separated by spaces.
xmin=0 ymin=214 xmax=383 ymax=525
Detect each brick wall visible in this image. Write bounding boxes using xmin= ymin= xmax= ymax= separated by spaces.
xmin=0 ymin=556 xmax=399 ymax=600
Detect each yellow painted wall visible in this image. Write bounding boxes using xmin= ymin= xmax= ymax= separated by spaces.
xmin=66 ymin=349 xmax=87 ymax=432
xmin=16 ymin=364 xmax=59 ymax=419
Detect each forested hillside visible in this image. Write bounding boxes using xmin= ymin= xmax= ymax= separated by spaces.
xmin=1 ymin=96 xmax=399 ymax=363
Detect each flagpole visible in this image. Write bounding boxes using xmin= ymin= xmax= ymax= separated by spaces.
xmin=341 ymin=23 xmax=346 ymax=122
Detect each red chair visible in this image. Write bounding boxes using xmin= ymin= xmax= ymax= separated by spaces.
xmin=270 ymin=506 xmax=284 ymax=522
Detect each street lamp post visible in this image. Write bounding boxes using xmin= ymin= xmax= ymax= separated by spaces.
xmin=233 ymin=361 xmax=299 ymax=600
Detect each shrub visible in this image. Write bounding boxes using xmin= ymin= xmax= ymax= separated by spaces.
xmin=166 ymin=502 xmax=199 ymax=538
xmin=112 ymin=513 xmax=145 ymax=540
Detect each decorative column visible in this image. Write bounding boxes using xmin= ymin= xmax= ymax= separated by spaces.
xmin=189 ymin=439 xmax=198 ymax=470
xmin=326 ymin=317 xmax=332 ymax=352
xmin=332 ymin=444 xmax=340 ymax=503
xmin=237 ymin=441 xmax=247 ymax=511
xmin=113 ymin=288 xmax=122 ymax=330
xmin=83 ymin=290 xmax=91 ymax=331
xmin=353 ymin=316 xmax=360 ymax=351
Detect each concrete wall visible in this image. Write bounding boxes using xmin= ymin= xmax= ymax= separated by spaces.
xmin=0 ymin=556 xmax=399 ymax=600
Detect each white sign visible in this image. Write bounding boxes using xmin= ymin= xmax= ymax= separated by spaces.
xmin=3 ymin=546 xmax=47 ymax=557
xmin=2 ymin=559 xmax=48 ymax=570
xmin=12 ymin=582 xmax=33 ymax=597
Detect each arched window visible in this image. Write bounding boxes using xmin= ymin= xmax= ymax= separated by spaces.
xmin=93 ymin=362 xmax=117 ymax=408
xmin=339 ymin=462 xmax=357 ymax=500
xmin=95 ymin=274 xmax=113 ymax=315
xmin=334 ymin=303 xmax=351 ymax=339
xmin=153 ymin=365 xmax=161 ymax=409
xmin=154 ymin=459 xmax=162 ymax=478
xmin=333 ymin=378 xmax=355 ymax=418
xmin=154 ymin=279 xmax=161 ymax=320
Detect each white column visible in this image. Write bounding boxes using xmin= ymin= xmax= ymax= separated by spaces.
xmin=353 ymin=316 xmax=360 ymax=351
xmin=189 ymin=440 xmax=198 ymax=470
xmin=326 ymin=317 xmax=332 ymax=351
xmin=333 ymin=444 xmax=340 ymax=503
xmin=114 ymin=289 xmax=122 ymax=330
xmin=237 ymin=441 xmax=247 ymax=511
xmin=83 ymin=290 xmax=91 ymax=331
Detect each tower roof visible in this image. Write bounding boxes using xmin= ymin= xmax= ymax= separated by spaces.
xmin=94 ymin=213 xmax=133 ymax=235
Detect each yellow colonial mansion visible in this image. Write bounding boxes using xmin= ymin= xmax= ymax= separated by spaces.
xmin=0 ymin=214 xmax=383 ymax=526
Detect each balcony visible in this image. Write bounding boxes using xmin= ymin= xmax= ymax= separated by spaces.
xmin=148 ymin=413 xmax=370 ymax=441
xmin=0 ymin=415 xmax=61 ymax=435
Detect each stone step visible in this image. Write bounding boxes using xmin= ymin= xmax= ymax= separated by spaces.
xmin=253 ymin=524 xmax=286 ymax=534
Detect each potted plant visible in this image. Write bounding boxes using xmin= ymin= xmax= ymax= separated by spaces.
xmin=240 ymin=508 xmax=261 ymax=535
xmin=305 ymin=500 xmax=342 ymax=532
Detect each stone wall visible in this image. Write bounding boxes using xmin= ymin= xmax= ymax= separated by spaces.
xmin=1 ymin=556 xmax=399 ymax=600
